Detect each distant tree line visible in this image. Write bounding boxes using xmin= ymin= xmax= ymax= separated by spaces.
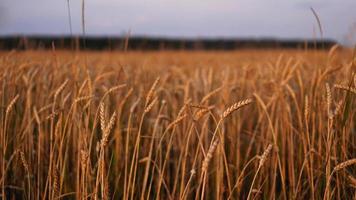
xmin=0 ymin=36 xmax=337 ymax=50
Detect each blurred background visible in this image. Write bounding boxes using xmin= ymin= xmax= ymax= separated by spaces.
xmin=0 ymin=0 xmax=355 ymax=50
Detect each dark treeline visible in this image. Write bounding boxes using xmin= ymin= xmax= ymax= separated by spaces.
xmin=0 ymin=36 xmax=337 ymax=50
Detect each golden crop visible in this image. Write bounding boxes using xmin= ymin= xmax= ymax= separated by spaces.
xmin=0 ymin=49 xmax=355 ymax=199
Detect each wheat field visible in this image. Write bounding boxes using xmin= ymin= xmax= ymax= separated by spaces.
xmin=0 ymin=48 xmax=355 ymax=199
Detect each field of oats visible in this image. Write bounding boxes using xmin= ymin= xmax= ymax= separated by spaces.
xmin=0 ymin=49 xmax=355 ymax=199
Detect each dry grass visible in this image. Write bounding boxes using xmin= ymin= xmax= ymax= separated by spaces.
xmin=0 ymin=49 xmax=355 ymax=199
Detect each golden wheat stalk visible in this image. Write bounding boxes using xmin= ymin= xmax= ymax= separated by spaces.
xmin=222 ymin=98 xmax=253 ymax=119
xmin=6 ymin=94 xmax=20 ymax=116
xmin=259 ymin=144 xmax=273 ymax=167
xmin=200 ymin=86 xmax=222 ymax=103
xmin=74 ymin=95 xmax=93 ymax=103
xmin=334 ymin=84 xmax=356 ymax=94
xmin=80 ymin=150 xmax=89 ymax=171
xmin=33 ymin=107 xmax=41 ymax=124
xmin=324 ymin=158 xmax=356 ymax=199
xmin=177 ymin=103 xmax=188 ymax=117
xmin=101 ymin=111 xmax=117 ymax=148
xmin=104 ymin=112 xmax=116 ymax=135
xmin=189 ymin=103 xmax=209 ymax=109
xmin=100 ymin=103 xmax=106 ymax=133
xmin=194 ymin=105 xmax=215 ymax=120
xmin=304 ymin=95 xmax=309 ymax=120
xmin=19 ymin=151 xmax=30 ymax=174
xmin=325 ymin=83 xmax=332 ymax=119
xmin=54 ymin=79 xmax=69 ymax=100
xmin=166 ymin=114 xmax=187 ymax=130
xmin=144 ymin=97 xmax=158 ymax=113
xmin=46 ymin=111 xmax=60 ymax=120
xmin=145 ymin=77 xmax=160 ymax=106
xmin=247 ymin=144 xmax=273 ymax=200
xmin=202 ymin=139 xmax=219 ymax=172
xmin=333 ymin=159 xmax=356 ymax=171
xmin=347 ymin=175 xmax=356 ymax=188
xmin=332 ymin=100 xmax=343 ymax=118
xmin=53 ymin=167 xmax=60 ymax=198
xmin=106 ymin=84 xmax=126 ymax=94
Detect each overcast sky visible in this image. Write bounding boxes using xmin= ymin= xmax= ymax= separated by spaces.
xmin=0 ymin=0 xmax=355 ymax=44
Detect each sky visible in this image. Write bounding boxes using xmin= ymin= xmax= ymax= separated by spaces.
xmin=0 ymin=0 xmax=355 ymax=44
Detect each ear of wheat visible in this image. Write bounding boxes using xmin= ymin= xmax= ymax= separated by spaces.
xmin=202 ymin=139 xmax=219 ymax=172
xmin=247 ymin=144 xmax=273 ymax=200
xmin=144 ymin=97 xmax=158 ymax=113
xmin=222 ymin=98 xmax=253 ymax=119
xmin=54 ymin=79 xmax=69 ymax=100
xmin=106 ymin=84 xmax=126 ymax=94
xmin=259 ymin=144 xmax=273 ymax=167
xmin=166 ymin=114 xmax=187 ymax=130
xmin=80 ymin=150 xmax=89 ymax=171
xmin=53 ymin=167 xmax=60 ymax=198
xmin=145 ymin=77 xmax=160 ymax=106
xmin=100 ymin=103 xmax=106 ymax=133
xmin=101 ymin=111 xmax=117 ymax=148
xmin=304 ymin=95 xmax=309 ymax=120
xmin=6 ymin=94 xmax=20 ymax=115
xmin=333 ymin=158 xmax=356 ymax=171
xmin=200 ymin=86 xmax=222 ymax=103
xmin=19 ymin=151 xmax=30 ymax=174
xmin=334 ymin=84 xmax=356 ymax=94
xmin=75 ymin=95 xmax=93 ymax=103
xmin=194 ymin=107 xmax=210 ymax=120
xmin=104 ymin=112 xmax=116 ymax=135
xmin=177 ymin=103 xmax=188 ymax=117
xmin=331 ymin=100 xmax=343 ymax=118
xmin=325 ymin=83 xmax=332 ymax=119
